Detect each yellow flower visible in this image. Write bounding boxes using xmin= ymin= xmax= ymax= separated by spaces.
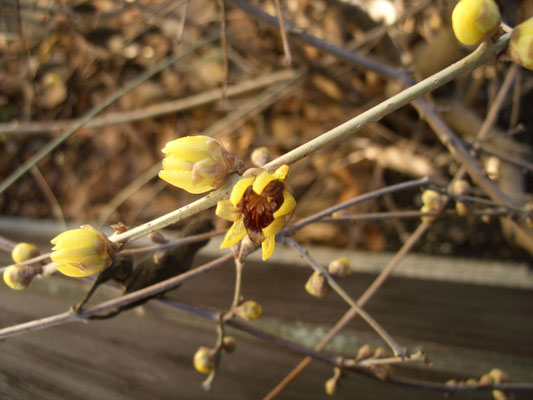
xmin=452 ymin=0 xmax=501 ymax=46
xmin=11 ymin=242 xmax=40 ymax=263
xmin=216 ymin=165 xmax=296 ymax=260
xmin=158 ymin=135 xmax=243 ymax=194
xmin=509 ymin=18 xmax=533 ymax=70
xmin=193 ymin=346 xmax=215 ymax=374
xmin=50 ymin=225 xmax=117 ymax=277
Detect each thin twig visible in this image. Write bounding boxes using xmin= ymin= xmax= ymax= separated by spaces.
xmin=30 ymin=166 xmax=66 ymax=230
xmin=0 ymin=253 xmax=233 ymax=339
xmin=273 ymin=0 xmax=292 ymax=65
xmin=0 ymin=69 xmax=300 ymax=135
xmin=285 ymin=237 xmax=406 ymax=357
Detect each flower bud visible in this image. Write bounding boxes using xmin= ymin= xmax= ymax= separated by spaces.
xmin=222 ymin=336 xmax=237 ymax=354
xmin=452 ymin=0 xmax=501 ymax=46
xmin=373 ymin=346 xmax=388 ymax=359
xmin=488 ymin=368 xmax=508 ymax=384
xmin=50 ymin=225 xmax=118 ymax=277
xmin=492 ymin=390 xmax=507 ymax=400
xmin=478 ymin=373 xmax=494 ymax=386
xmin=11 ymin=242 xmax=40 ymax=263
xmin=305 ymin=272 xmax=331 ymax=299
xmin=149 ymin=231 xmax=167 ymax=244
xmin=456 ymin=201 xmax=469 ymax=217
xmin=328 ymin=257 xmax=351 ymax=278
xmin=251 ymin=146 xmax=270 ymax=167
xmin=234 ymin=300 xmax=263 ymax=321
xmin=355 ymin=344 xmax=374 ymax=362
xmin=3 ymin=265 xmax=36 ymax=290
xmin=421 ymin=190 xmax=443 ymax=209
xmin=159 ymin=135 xmax=243 ymax=194
xmin=485 ymin=156 xmax=500 ymax=180
xmin=193 ymin=346 xmax=216 ymax=374
xmin=452 ymin=180 xmax=470 ymax=196
xmin=466 ymin=378 xmax=478 ymax=385
xmin=324 ymin=377 xmax=337 ymax=396
xmin=509 ymin=18 xmax=533 ymax=70
xmin=420 ymin=204 xmax=437 ymax=223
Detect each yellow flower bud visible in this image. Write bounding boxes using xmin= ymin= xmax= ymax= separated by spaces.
xmin=421 ymin=189 xmax=443 ymax=209
xmin=354 ymin=344 xmax=374 ymax=362
xmin=158 ymin=135 xmax=243 ymax=194
xmin=250 ymin=146 xmax=270 ymax=167
xmin=11 ymin=242 xmax=40 ymax=263
xmin=50 ymin=225 xmax=117 ymax=277
xmin=328 ymin=257 xmax=350 ymax=278
xmin=305 ymin=271 xmax=331 ymax=299
xmin=3 ymin=265 xmax=36 ymax=290
xmin=324 ymin=377 xmax=337 ymax=396
xmin=452 ymin=179 xmax=470 ymax=196
xmin=509 ymin=18 xmax=533 ymax=70
xmin=193 ymin=346 xmax=215 ymax=374
xmin=420 ymin=204 xmax=437 ymax=223
xmin=492 ymin=389 xmax=507 ymax=400
xmin=452 ymin=0 xmax=501 ymax=46
xmin=222 ymin=336 xmax=237 ymax=354
xmin=234 ymin=300 xmax=263 ymax=321
xmin=489 ymin=368 xmax=508 ymax=384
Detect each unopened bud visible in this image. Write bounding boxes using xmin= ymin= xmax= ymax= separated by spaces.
xmin=193 ymin=346 xmax=216 ymax=374
xmin=456 ymin=201 xmax=469 ymax=217
xmin=355 ymin=344 xmax=374 ymax=362
xmin=421 ymin=190 xmax=443 ymax=210
xmin=485 ymin=157 xmax=500 ymax=180
xmin=452 ymin=179 xmax=470 ymax=196
xmin=305 ymin=272 xmax=331 ymax=299
xmin=3 ymin=265 xmax=36 ymax=290
xmin=11 ymin=242 xmax=40 ymax=263
xmin=488 ymin=368 xmax=508 ymax=384
xmin=251 ymin=147 xmax=270 ymax=167
xmin=222 ymin=336 xmax=237 ymax=354
xmin=328 ymin=257 xmax=351 ymax=278
xmin=111 ymin=222 xmax=128 ymax=234
xmin=234 ymin=300 xmax=262 ymax=321
xmin=509 ymin=18 xmax=533 ymax=70
xmin=445 ymin=379 xmax=458 ymax=387
xmin=373 ymin=347 xmax=388 ymax=359
xmin=420 ymin=204 xmax=437 ymax=223
xmin=451 ymin=0 xmax=501 ymax=46
xmin=324 ymin=377 xmax=337 ymax=396
xmin=466 ymin=378 xmax=478 ymax=386
xmin=478 ymin=373 xmax=494 ymax=386
xmin=492 ymin=389 xmax=507 ymax=400
xmin=149 ymin=231 xmax=167 ymax=244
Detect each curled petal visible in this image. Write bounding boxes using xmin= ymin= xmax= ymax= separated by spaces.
xmin=261 ymin=235 xmax=276 ymax=260
xmin=262 ymin=216 xmax=287 ymax=238
xmin=273 ymin=165 xmax=289 ymax=180
xmin=161 ymin=136 xmax=211 ymax=162
xmin=230 ymin=177 xmax=254 ymax=206
xmin=273 ymin=191 xmax=296 ymax=219
xmin=252 ymin=171 xmax=275 ymax=195
xmin=158 ymin=170 xmax=213 ymax=194
xmin=220 ymin=219 xmax=247 ymax=249
xmin=216 ymin=199 xmax=240 ymax=222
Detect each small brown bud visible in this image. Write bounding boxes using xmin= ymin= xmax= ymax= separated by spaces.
xmin=193 ymin=346 xmax=216 ymax=374
xmin=305 ymin=272 xmax=331 ymax=299
xmin=111 ymin=222 xmax=128 ymax=234
xmin=251 ymin=147 xmax=270 ymax=167
xmin=355 ymin=344 xmax=374 ymax=362
xmin=234 ymin=300 xmax=262 ymax=321
xmin=222 ymin=336 xmax=237 ymax=354
xmin=328 ymin=257 xmax=351 ymax=278
xmin=149 ymin=231 xmax=168 ymax=244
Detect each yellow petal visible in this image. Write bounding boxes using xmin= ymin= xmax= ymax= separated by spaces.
xmin=230 ymin=177 xmax=254 ymax=206
xmin=55 ymin=263 xmax=95 ymax=278
xmin=162 ymin=156 xmax=194 ymax=172
xmin=262 ymin=216 xmax=286 ymax=238
xmin=50 ymin=248 xmax=95 ymax=265
xmin=158 ymin=170 xmax=212 ymax=194
xmin=161 ymin=136 xmax=210 ymax=162
xmin=252 ymin=171 xmax=275 ymax=195
xmin=51 ymin=229 xmax=98 ymax=249
xmin=274 ymin=165 xmax=289 ymax=180
xmin=261 ymin=235 xmax=276 ymax=260
xmin=220 ymin=219 xmax=247 ymax=249
xmin=216 ymin=199 xmax=239 ymax=222
xmin=273 ymin=191 xmax=296 ymax=218
xmin=79 ymin=255 xmax=108 ymax=272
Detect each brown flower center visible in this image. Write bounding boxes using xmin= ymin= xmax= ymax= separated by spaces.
xmin=238 ymin=180 xmax=284 ymax=244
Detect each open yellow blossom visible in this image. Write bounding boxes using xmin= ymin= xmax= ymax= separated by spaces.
xmin=50 ymin=225 xmax=117 ymax=277
xmin=216 ymin=165 xmax=296 ymax=260
xmin=158 ymin=135 xmax=243 ymax=194
xmin=452 ymin=0 xmax=501 ymax=46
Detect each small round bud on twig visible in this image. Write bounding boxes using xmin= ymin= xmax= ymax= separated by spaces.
xmin=455 ymin=201 xmax=469 ymax=217
xmin=354 ymin=344 xmax=374 ymax=363
xmin=234 ymin=300 xmax=263 ymax=321
xmin=485 ymin=157 xmax=500 ymax=180
xmin=478 ymin=373 xmax=494 ymax=386
xmin=3 ymin=265 xmax=37 ymax=290
xmin=328 ymin=257 xmax=351 ymax=278
xmin=452 ymin=180 xmax=470 ymax=196
xmin=451 ymin=0 xmax=501 ymax=46
xmin=509 ymin=18 xmax=533 ymax=70
xmin=222 ymin=336 xmax=237 ymax=354
xmin=421 ymin=190 xmax=443 ymax=210
xmin=488 ymin=368 xmax=508 ymax=384
xmin=193 ymin=346 xmax=216 ymax=374
xmin=373 ymin=347 xmax=388 ymax=359
xmin=250 ymin=147 xmax=270 ymax=167
xmin=11 ymin=242 xmax=40 ymax=263
xmin=305 ymin=272 xmax=331 ymax=299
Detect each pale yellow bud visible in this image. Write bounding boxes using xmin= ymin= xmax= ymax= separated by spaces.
xmin=193 ymin=346 xmax=215 ymax=374
xmin=509 ymin=18 xmax=533 ymax=70
xmin=11 ymin=242 xmax=40 ymax=263
xmin=251 ymin=146 xmax=270 ymax=167
xmin=305 ymin=272 xmax=331 ymax=299
xmin=452 ymin=0 xmax=501 ymax=46
xmin=3 ymin=265 xmax=36 ymax=290
xmin=328 ymin=257 xmax=351 ymax=278
xmin=234 ymin=300 xmax=263 ymax=321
